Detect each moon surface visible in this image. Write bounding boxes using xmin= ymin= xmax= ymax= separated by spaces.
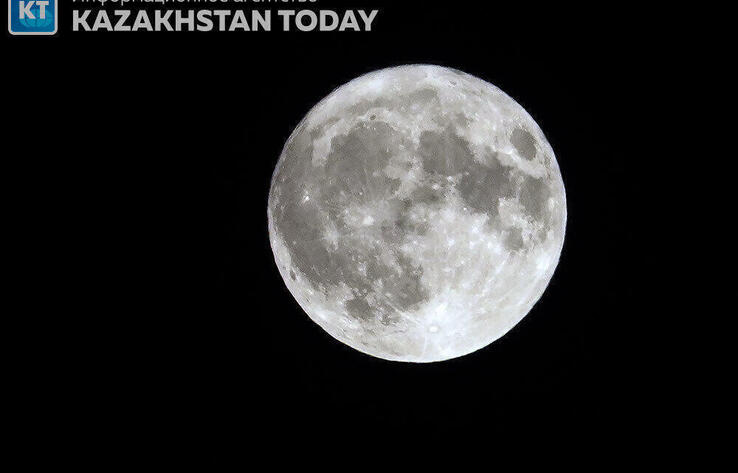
xmin=268 ymin=65 xmax=566 ymax=362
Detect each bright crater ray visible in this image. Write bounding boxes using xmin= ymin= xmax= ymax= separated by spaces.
xmin=268 ymin=65 xmax=566 ymax=362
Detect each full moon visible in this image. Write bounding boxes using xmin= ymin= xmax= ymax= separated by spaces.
xmin=268 ymin=65 xmax=566 ymax=362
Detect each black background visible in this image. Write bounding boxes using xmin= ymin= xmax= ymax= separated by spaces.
xmin=7 ymin=0 xmax=641 ymax=464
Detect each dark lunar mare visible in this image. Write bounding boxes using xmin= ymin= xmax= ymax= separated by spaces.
xmin=272 ymin=120 xmax=431 ymax=323
xmin=417 ymin=125 xmax=554 ymax=241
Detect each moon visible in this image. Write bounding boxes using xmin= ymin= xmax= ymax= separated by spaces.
xmin=268 ymin=65 xmax=566 ymax=362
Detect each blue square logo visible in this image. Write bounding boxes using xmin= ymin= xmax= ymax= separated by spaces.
xmin=8 ymin=0 xmax=57 ymax=35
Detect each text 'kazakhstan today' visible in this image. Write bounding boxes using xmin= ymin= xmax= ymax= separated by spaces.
xmin=72 ymin=9 xmax=379 ymax=32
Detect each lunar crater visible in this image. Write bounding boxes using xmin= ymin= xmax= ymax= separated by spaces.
xmin=268 ymin=65 xmax=566 ymax=362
